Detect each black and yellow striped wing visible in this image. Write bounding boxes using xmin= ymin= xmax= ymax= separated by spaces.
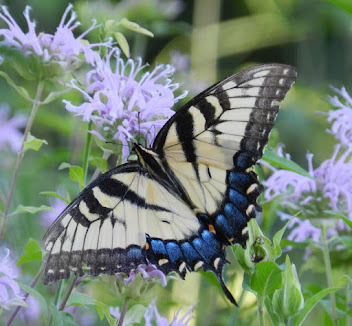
xmin=43 ymin=63 xmax=296 ymax=305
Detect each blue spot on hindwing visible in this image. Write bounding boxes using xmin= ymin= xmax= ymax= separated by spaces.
xmin=192 ymin=238 xmax=214 ymax=262
xmin=180 ymin=242 xmax=200 ymax=265
xmin=228 ymin=189 xmax=248 ymax=210
xmin=214 ymin=214 xmax=235 ymax=239
xmin=201 ymin=230 xmax=221 ymax=251
xmin=127 ymin=247 xmax=143 ymax=260
xmin=150 ymin=239 xmax=167 ymax=255
xmin=166 ymin=242 xmax=183 ymax=263
xmin=233 ymin=152 xmax=253 ymax=169
xmin=228 ymin=171 xmax=251 ymax=192
xmin=224 ymin=203 xmax=247 ymax=227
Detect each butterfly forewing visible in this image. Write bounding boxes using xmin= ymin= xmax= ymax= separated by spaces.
xmin=153 ymin=64 xmax=297 ymax=244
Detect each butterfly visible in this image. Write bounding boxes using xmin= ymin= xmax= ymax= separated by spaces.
xmin=43 ymin=63 xmax=297 ymax=305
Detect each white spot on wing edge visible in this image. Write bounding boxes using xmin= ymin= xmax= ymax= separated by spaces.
xmin=46 ymin=242 xmax=53 ymax=251
xmin=194 ymin=261 xmax=204 ymax=271
xmin=253 ymin=70 xmax=270 ymax=78
xmin=222 ymin=80 xmax=237 ymax=90
xmin=179 ymin=262 xmax=186 ymax=273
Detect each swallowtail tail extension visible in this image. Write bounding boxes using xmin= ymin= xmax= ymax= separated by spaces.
xmin=43 ymin=63 xmax=297 ymax=305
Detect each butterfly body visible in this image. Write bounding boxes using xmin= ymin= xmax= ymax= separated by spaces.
xmin=43 ymin=64 xmax=297 ymax=305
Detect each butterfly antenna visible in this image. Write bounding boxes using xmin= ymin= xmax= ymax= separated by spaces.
xmin=217 ymin=274 xmax=238 ymax=306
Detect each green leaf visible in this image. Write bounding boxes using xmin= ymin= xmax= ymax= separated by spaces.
xmin=272 ymin=255 xmax=304 ymax=319
xmin=59 ymin=163 xmax=84 ymax=189
xmin=0 ymin=70 xmax=32 ymax=101
xmin=123 ymin=304 xmax=147 ymax=325
xmin=13 ymin=204 xmax=55 ymax=215
xmin=262 ymin=150 xmax=314 ymax=179
xmin=119 ymin=18 xmax=154 ymax=37
xmin=41 ymin=89 xmax=70 ymax=105
xmin=94 ymin=300 xmax=117 ymax=326
xmin=292 ymin=288 xmax=340 ymax=326
xmin=49 ymin=304 xmax=79 ymax=326
xmin=325 ymin=0 xmax=352 ymax=14
xmin=66 ymin=292 xmax=95 ymax=307
xmin=90 ymin=157 xmax=108 ymax=174
xmin=23 ymin=133 xmax=48 ymax=152
xmin=325 ymin=210 xmax=352 ymax=230
xmin=17 ymin=239 xmax=42 ymax=265
xmin=271 ymin=218 xmax=293 ymax=261
xmin=114 ymin=32 xmax=130 ymax=58
xmin=251 ymin=261 xmax=282 ymax=299
xmin=17 ymin=280 xmax=48 ymax=324
xmin=39 ymin=191 xmax=70 ymax=204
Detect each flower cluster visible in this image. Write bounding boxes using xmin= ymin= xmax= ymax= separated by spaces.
xmin=120 ymin=262 xmax=167 ymax=287
xmin=0 ymin=247 xmax=26 ymax=311
xmin=144 ymin=301 xmax=193 ymax=326
xmin=263 ymin=87 xmax=352 ymax=245
xmin=64 ymin=49 xmax=187 ymax=162
xmin=327 ymin=86 xmax=352 ymax=146
xmin=0 ymin=4 xmax=111 ymax=73
xmin=0 ymin=105 xmax=26 ymax=153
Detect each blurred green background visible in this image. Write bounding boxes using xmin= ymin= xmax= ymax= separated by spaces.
xmin=1 ymin=0 xmax=351 ymax=325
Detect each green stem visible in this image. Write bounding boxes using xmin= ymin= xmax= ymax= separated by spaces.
xmin=0 ymin=80 xmax=44 ymax=242
xmin=59 ymin=274 xmax=79 ymax=311
xmin=257 ymin=296 xmax=265 ymax=326
xmin=82 ymin=121 xmax=93 ymax=186
xmin=321 ymin=227 xmax=337 ymax=325
xmin=346 ymin=275 xmax=351 ymax=326
xmin=6 ymin=262 xmax=45 ymax=326
xmin=117 ymin=298 xmax=129 ymax=326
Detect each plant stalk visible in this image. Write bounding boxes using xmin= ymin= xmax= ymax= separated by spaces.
xmin=257 ymin=296 xmax=265 ymax=326
xmin=82 ymin=121 xmax=93 ymax=186
xmin=321 ymin=227 xmax=337 ymax=325
xmin=59 ymin=274 xmax=79 ymax=311
xmin=0 ymin=80 xmax=44 ymax=242
xmin=117 ymin=298 xmax=129 ymax=326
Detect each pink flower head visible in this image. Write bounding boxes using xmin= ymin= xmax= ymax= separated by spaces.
xmin=0 ymin=4 xmax=111 ymax=68
xmin=64 ymin=49 xmax=187 ymax=162
xmin=263 ymin=145 xmax=352 ymax=243
xmin=144 ymin=300 xmax=194 ymax=326
xmin=327 ymin=86 xmax=352 ymax=146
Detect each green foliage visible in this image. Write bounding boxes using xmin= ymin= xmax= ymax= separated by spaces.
xmin=13 ymin=204 xmax=55 ymax=215
xmin=251 ymin=262 xmax=282 ymax=299
xmin=262 ymin=150 xmax=313 ymax=179
xmin=49 ymin=304 xmax=79 ymax=326
xmin=17 ymin=239 xmax=42 ymax=265
xmin=58 ymin=163 xmax=85 ymax=189
xmin=23 ymin=133 xmax=48 ymax=152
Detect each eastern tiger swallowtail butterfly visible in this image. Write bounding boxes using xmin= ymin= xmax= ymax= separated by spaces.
xmin=43 ymin=63 xmax=297 ymax=305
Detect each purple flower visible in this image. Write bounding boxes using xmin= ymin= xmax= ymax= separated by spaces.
xmin=170 ymin=51 xmax=190 ymax=71
xmin=64 ymin=50 xmax=187 ymax=162
xmin=144 ymin=300 xmax=194 ymax=326
xmin=327 ymin=86 xmax=352 ymax=146
xmin=116 ymin=262 xmax=167 ymax=287
xmin=0 ymin=248 xmax=26 ymax=310
xmin=41 ymin=196 xmax=67 ymax=227
xmin=0 ymin=105 xmax=26 ymax=152
xmin=0 ymin=4 xmax=110 ymax=69
xmin=263 ymin=145 xmax=352 ymax=242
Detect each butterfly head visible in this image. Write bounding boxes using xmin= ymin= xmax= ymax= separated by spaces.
xmin=132 ymin=140 xmax=165 ymax=176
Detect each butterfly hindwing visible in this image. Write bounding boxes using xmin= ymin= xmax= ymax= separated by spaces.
xmin=43 ymin=163 xmax=223 ymax=284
